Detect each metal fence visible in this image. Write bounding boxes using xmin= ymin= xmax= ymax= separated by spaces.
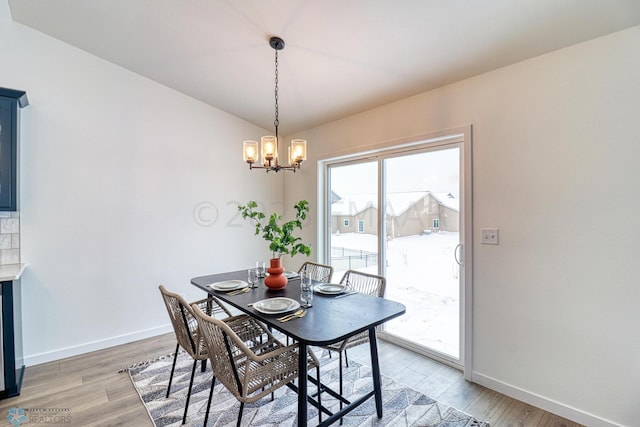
xmin=330 ymin=247 xmax=378 ymax=271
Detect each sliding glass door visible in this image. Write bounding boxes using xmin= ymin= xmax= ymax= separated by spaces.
xmin=381 ymin=147 xmax=461 ymax=360
xmin=327 ymin=160 xmax=379 ymax=279
xmin=324 ymin=131 xmax=469 ymax=366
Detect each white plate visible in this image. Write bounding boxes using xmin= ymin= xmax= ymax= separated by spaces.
xmin=315 ymin=283 xmax=347 ymax=295
xmin=284 ymin=271 xmax=299 ymax=279
xmin=210 ymin=280 xmax=247 ymax=291
xmin=253 ymin=297 xmax=300 ymax=314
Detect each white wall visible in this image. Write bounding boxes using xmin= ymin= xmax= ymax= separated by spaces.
xmin=286 ymin=26 xmax=640 ymax=427
xmin=4 ymin=1 xmax=638 ymax=422
xmin=0 ymin=3 xmax=284 ymax=365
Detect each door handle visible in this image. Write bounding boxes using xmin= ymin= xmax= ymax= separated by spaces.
xmin=454 ymin=243 xmax=463 ymax=266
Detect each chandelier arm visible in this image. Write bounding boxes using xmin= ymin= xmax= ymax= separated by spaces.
xmin=247 ymin=163 xmax=299 ymax=173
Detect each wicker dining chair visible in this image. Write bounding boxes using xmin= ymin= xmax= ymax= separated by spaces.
xmin=158 ymin=285 xmax=233 ymax=425
xmin=297 ymin=261 xmax=334 ymax=283
xmin=192 ymin=303 xmax=323 ymax=427
xmin=321 ymin=270 xmax=386 ymax=416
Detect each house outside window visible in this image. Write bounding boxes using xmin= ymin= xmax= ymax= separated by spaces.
xmin=343 ymin=219 xmax=349 ymax=227
xmin=358 ymin=220 xmax=365 ymax=233
xmin=433 ymin=218 xmax=440 ymax=229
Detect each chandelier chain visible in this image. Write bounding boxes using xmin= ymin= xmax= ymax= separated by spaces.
xmin=274 ymin=48 xmax=279 ymax=137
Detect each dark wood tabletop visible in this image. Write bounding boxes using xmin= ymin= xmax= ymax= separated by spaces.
xmin=190 ymin=269 xmax=406 ymax=347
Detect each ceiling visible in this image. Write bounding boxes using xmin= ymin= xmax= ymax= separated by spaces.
xmin=8 ymin=0 xmax=640 ymax=135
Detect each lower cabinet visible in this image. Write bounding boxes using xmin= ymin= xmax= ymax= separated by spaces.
xmin=0 ymin=275 xmax=24 ymax=399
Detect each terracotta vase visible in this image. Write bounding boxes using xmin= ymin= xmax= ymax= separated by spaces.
xmin=264 ymin=257 xmax=288 ymax=289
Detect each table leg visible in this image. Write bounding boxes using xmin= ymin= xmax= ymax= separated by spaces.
xmin=298 ymin=341 xmax=308 ymax=427
xmin=368 ymin=328 xmax=383 ymax=418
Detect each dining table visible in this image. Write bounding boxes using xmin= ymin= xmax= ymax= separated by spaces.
xmin=191 ymin=269 xmax=406 ymax=427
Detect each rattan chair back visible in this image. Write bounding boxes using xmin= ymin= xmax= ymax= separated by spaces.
xmin=193 ymin=304 xmax=307 ymax=402
xmin=159 ymin=285 xmax=231 ymax=360
xmin=298 ymin=261 xmax=334 ymax=283
xmin=340 ymin=269 xmax=386 ymax=297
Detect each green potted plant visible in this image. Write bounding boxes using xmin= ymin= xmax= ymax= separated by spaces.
xmin=238 ymin=200 xmax=311 ymax=289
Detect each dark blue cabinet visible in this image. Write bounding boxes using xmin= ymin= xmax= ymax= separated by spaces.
xmin=0 ymin=88 xmax=29 ymax=211
xmin=1 ymin=276 xmax=24 ymax=399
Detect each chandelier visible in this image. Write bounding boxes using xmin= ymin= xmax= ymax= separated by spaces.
xmin=242 ymin=37 xmax=307 ymax=173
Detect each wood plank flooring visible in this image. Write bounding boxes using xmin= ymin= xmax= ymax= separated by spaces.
xmin=0 ymin=333 xmax=583 ymax=426
xmin=348 ymin=341 xmax=583 ymax=427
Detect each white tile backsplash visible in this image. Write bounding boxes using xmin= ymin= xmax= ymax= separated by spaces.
xmin=0 ymin=217 xmax=19 ymax=234
xmin=0 ymin=234 xmax=11 ymax=249
xmin=0 ymin=249 xmax=19 ymax=265
xmin=11 ymin=234 xmax=20 ymax=249
xmin=0 ymin=212 xmax=19 ymax=265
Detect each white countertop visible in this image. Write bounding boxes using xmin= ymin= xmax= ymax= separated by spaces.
xmin=0 ymin=263 xmax=26 ymax=281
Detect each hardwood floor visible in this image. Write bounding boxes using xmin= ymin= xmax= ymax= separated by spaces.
xmin=347 ymin=341 xmax=583 ymax=427
xmin=0 ymin=333 xmax=583 ymax=426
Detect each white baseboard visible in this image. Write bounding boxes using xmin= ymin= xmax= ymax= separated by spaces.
xmin=22 ymin=324 xmax=174 ymax=367
xmin=471 ymin=371 xmax=621 ymax=427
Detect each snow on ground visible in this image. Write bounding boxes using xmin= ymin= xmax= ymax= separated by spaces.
xmin=331 ymin=232 xmax=460 ymax=357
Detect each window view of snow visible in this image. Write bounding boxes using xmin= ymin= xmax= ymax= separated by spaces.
xmin=330 ymin=230 xmax=459 ymax=357
xmin=329 ymin=147 xmax=460 ymax=359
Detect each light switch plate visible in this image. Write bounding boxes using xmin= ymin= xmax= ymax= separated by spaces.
xmin=481 ymin=228 xmax=499 ymax=245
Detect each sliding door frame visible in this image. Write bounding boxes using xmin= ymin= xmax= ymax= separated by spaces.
xmin=318 ymin=125 xmax=473 ymax=377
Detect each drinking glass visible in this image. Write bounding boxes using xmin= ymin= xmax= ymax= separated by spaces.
xmin=248 ymin=268 xmax=258 ymax=288
xmin=256 ymin=261 xmax=266 ymax=278
xmin=300 ymin=271 xmax=313 ymax=308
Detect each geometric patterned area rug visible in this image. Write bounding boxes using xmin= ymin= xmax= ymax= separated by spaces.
xmin=124 ymin=348 xmax=489 ymax=427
